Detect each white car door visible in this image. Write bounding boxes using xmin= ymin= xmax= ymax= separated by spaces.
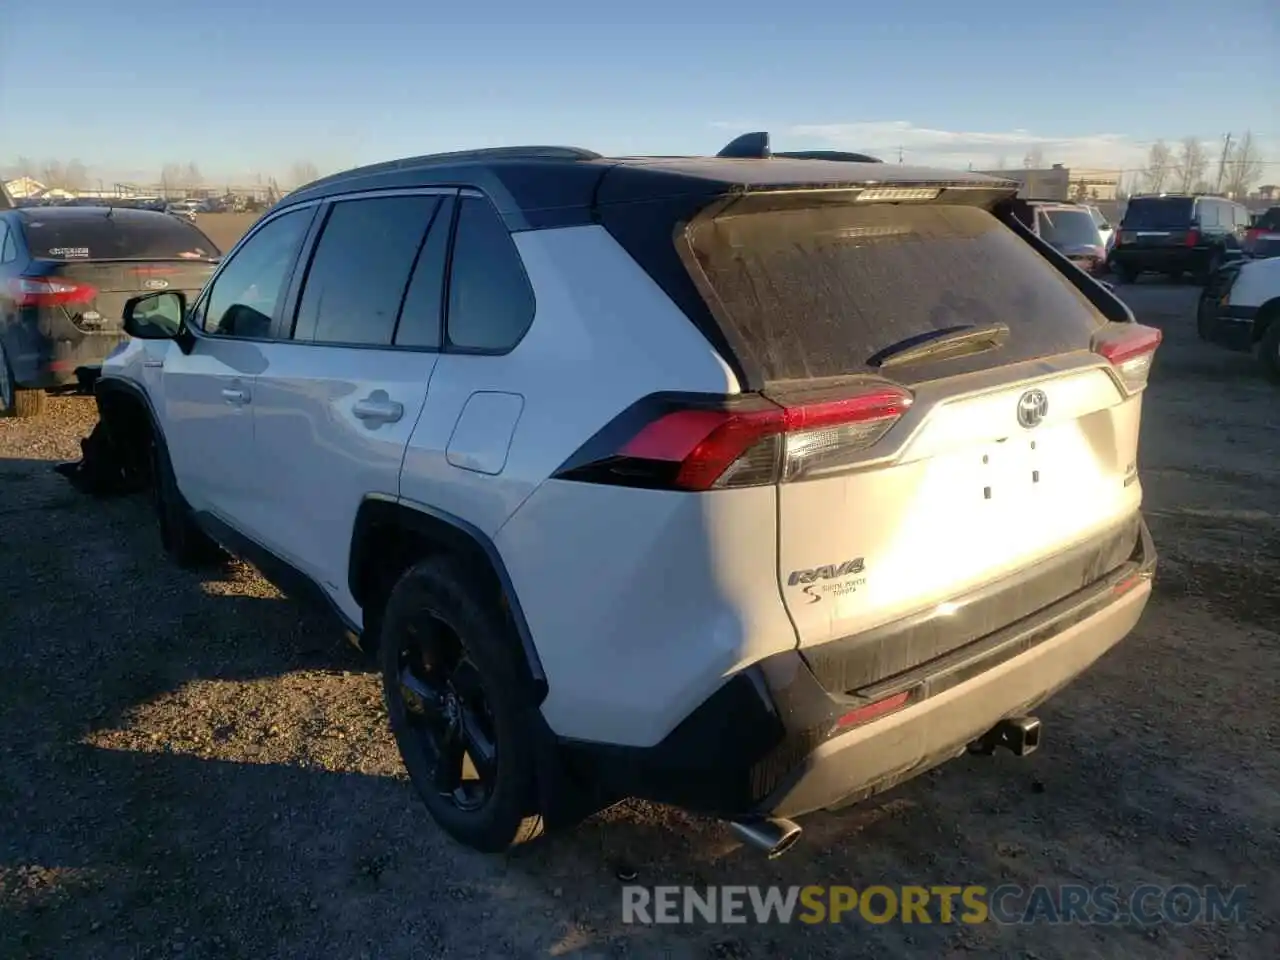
xmin=158 ymin=206 xmax=315 ymax=521
xmin=248 ymin=192 xmax=452 ymax=620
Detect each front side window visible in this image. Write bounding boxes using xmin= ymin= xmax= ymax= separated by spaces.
xmin=201 ymin=207 xmax=312 ymax=339
xmin=292 ymin=195 xmax=440 ymax=345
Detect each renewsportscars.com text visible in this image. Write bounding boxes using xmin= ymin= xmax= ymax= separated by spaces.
xmin=621 ymin=884 xmax=1248 ymax=926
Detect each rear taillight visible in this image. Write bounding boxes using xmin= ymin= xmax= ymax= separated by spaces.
xmin=554 ymin=385 xmax=914 ymax=491
xmin=8 ymin=276 xmax=97 ymax=307
xmin=1093 ymin=323 xmax=1162 ymax=393
xmin=1184 ymin=229 xmax=1200 ymax=247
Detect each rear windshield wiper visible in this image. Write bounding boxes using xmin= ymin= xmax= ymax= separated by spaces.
xmin=869 ymin=323 xmax=1010 ymax=369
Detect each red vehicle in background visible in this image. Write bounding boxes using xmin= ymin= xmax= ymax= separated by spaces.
xmin=1244 ymin=207 xmax=1280 ymax=255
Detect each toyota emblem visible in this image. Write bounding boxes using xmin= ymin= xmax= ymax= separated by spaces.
xmin=1016 ymin=389 xmax=1049 ymax=429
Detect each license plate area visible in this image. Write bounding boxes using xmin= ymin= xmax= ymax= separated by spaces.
xmin=979 ymin=436 xmax=1044 ymax=505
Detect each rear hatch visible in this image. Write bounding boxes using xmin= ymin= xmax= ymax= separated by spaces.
xmin=1117 ymin=196 xmax=1197 ymax=249
xmin=679 ymin=192 xmax=1157 ymax=688
xmin=18 ymin=210 xmax=219 ymax=332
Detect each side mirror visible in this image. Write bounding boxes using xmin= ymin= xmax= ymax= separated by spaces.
xmin=123 ymin=291 xmax=187 ymax=340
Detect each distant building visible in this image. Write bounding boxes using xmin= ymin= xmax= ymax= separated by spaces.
xmin=975 ymin=164 xmax=1120 ymax=202
xmin=976 ymin=165 xmax=1071 ymax=200
xmin=1066 ymin=168 xmax=1120 ymax=201
xmin=1259 ymin=185 xmax=1276 ymax=201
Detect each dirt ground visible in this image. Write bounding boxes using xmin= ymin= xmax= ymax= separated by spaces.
xmin=1 ymin=283 xmax=1277 ymax=959
xmin=194 ymin=213 xmax=260 ymax=254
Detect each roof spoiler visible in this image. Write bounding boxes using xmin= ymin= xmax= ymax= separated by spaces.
xmin=715 ymin=131 xmax=883 ymax=164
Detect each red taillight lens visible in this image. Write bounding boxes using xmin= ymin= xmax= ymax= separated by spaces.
xmin=835 ymin=691 xmax=912 ymax=730
xmin=558 ymin=385 xmax=914 ymax=492
xmin=1093 ymin=323 xmax=1162 ymax=393
xmin=9 ymin=276 xmax=97 ymax=307
xmin=1184 ymin=229 xmax=1200 ymax=247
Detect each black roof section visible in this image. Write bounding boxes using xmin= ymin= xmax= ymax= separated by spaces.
xmin=278 ymin=131 xmax=1017 ymax=231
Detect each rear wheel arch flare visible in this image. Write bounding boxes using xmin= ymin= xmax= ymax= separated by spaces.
xmin=348 ymin=497 xmax=547 ymax=702
xmin=1253 ymin=297 xmax=1280 ymax=342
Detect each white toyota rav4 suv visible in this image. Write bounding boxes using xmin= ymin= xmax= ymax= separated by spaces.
xmin=85 ymin=135 xmax=1160 ymax=857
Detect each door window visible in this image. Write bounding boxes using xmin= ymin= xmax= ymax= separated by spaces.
xmin=394 ymin=197 xmax=455 ymax=349
xmin=200 ymin=207 xmax=312 ymax=339
xmin=292 ymin=195 xmax=441 ymax=345
xmin=0 ymin=223 xmax=13 ymax=263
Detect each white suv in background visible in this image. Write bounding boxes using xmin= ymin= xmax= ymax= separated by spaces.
xmin=85 ymin=135 xmax=1160 ymax=857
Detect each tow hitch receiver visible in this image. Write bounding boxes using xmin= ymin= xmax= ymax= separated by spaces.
xmin=968 ymin=716 xmax=1042 ymax=757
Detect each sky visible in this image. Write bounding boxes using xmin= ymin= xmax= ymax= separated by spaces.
xmin=2 ymin=0 xmax=1277 ymax=187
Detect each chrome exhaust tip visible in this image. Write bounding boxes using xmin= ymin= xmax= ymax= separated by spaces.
xmin=728 ymin=817 xmax=803 ymax=859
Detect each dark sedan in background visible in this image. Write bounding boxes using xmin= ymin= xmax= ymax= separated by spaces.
xmin=0 ymin=207 xmax=220 ymax=417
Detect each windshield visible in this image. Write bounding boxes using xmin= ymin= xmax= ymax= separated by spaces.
xmin=1121 ymin=197 xmax=1195 ymax=229
xmin=684 ymin=201 xmax=1106 ymax=383
xmin=1036 ymin=209 xmax=1102 ymax=247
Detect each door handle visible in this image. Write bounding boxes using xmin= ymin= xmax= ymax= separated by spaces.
xmin=353 ymin=393 xmax=404 ymax=424
xmin=221 ymin=388 xmax=248 ymax=405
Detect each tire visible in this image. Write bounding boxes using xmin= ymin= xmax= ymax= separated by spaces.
xmin=1114 ymin=264 xmax=1138 ymax=285
xmin=1260 ymin=317 xmax=1280 ymax=384
xmin=0 ymin=344 xmax=45 ymax=418
xmin=149 ymin=432 xmax=222 ymax=568
xmin=1196 ymin=295 xmax=1216 ymax=341
xmin=380 ymin=557 xmax=544 ymax=853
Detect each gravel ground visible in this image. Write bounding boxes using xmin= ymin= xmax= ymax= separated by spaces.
xmin=1 ymin=282 xmax=1277 ymax=959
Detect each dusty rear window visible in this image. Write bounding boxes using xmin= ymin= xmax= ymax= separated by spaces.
xmin=685 ymin=202 xmax=1106 ymax=382
xmin=1120 ymin=197 xmax=1195 ymax=230
xmin=21 ymin=213 xmax=219 ymax=261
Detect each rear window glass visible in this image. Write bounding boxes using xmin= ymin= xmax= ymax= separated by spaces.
xmin=685 ymin=202 xmax=1106 ymax=383
xmin=1120 ymin=198 xmax=1195 ymax=229
xmin=1256 ymin=208 xmax=1280 ymax=231
xmin=1036 ymin=208 xmax=1102 ymax=246
xmin=20 ymin=213 xmax=219 ymax=261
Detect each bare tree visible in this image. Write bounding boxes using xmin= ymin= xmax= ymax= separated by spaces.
xmin=63 ymin=159 xmax=88 ymax=192
xmin=1223 ymin=131 xmax=1265 ymax=198
xmin=1140 ymin=141 xmax=1172 ymax=193
xmin=289 ymin=161 xmax=321 ymax=188
xmin=160 ymin=163 xmax=184 ymax=198
xmin=13 ymin=155 xmax=35 ymax=179
xmin=1172 ymin=138 xmax=1208 ymax=193
xmin=993 ymin=155 xmax=1009 ymax=171
xmin=1022 ymin=146 xmax=1045 ymax=169
xmin=40 ymin=160 xmax=67 ymax=189
xmin=185 ymin=162 xmax=203 ymax=191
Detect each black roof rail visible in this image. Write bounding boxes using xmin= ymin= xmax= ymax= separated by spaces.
xmin=714 ymin=131 xmax=883 ymax=163
xmin=296 ymin=145 xmax=603 ymax=192
xmin=774 ymin=149 xmax=884 ymax=163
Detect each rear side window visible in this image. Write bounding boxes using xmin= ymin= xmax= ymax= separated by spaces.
xmin=1197 ymin=201 xmax=1219 ymax=228
xmin=20 ymin=213 xmax=219 ymax=261
xmin=446 ymin=196 xmax=535 ymax=352
xmin=684 ymin=202 xmax=1107 ymax=383
xmin=293 ymin=195 xmax=440 ymax=345
xmin=1258 ymin=208 xmax=1280 ymax=231
xmin=0 ymin=223 xmax=14 ymax=263
xmin=1121 ymin=197 xmax=1195 ymax=229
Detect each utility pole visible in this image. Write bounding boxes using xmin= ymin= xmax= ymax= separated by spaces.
xmin=897 ymin=145 xmax=904 ymax=164
xmin=1214 ymin=133 xmax=1233 ymax=194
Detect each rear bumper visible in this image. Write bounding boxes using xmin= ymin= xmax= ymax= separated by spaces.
xmin=1110 ymin=247 xmax=1205 ymax=275
xmin=562 ymin=517 xmax=1156 ymax=819
xmin=0 ymin=313 xmax=125 ymax=388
